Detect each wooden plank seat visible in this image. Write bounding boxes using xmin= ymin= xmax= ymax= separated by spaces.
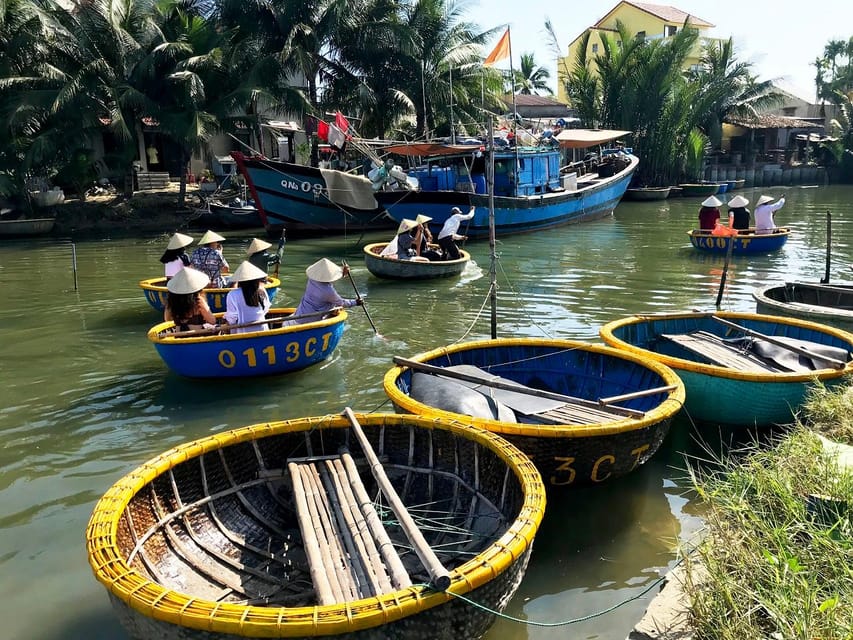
xmin=288 ymin=453 xmax=412 ymax=605
xmin=661 ymin=331 xmax=791 ymax=373
xmin=531 ymin=402 xmax=636 ymax=425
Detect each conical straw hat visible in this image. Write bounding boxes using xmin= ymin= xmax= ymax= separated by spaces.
xmin=246 ymin=237 xmax=272 ymax=256
xmin=701 ymin=195 xmax=722 ymax=207
xmin=415 ymin=214 xmax=433 ymax=225
xmin=397 ymin=219 xmax=417 ymax=234
xmin=230 ymin=261 xmax=268 ymax=283
xmin=198 ymin=229 xmax=226 ymax=245
xmin=306 ymin=258 xmax=343 ymax=283
xmin=166 ymin=232 xmax=194 ymax=250
xmin=728 ymin=195 xmax=749 ymax=208
xmin=756 ymin=195 xmax=776 ymax=206
xmin=167 ymin=267 xmax=209 ymax=294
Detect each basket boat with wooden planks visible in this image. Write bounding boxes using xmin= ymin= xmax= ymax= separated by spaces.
xmin=599 ymin=310 xmax=853 ymax=426
xmin=86 ymin=411 xmax=545 ymax=640
xmin=753 ymin=281 xmax=853 ymax=333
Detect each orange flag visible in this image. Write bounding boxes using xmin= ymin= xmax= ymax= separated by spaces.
xmin=484 ymin=28 xmax=510 ymax=67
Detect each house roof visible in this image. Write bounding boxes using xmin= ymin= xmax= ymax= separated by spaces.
xmin=725 ymin=114 xmax=822 ymax=129
xmin=616 ymin=2 xmax=714 ymax=27
xmin=503 ymin=95 xmax=568 ymax=107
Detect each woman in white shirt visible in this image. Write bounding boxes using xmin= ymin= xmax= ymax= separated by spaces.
xmin=159 ymin=232 xmax=193 ymax=280
xmin=223 ymin=262 xmax=271 ymax=334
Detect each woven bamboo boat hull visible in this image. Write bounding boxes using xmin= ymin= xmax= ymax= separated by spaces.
xmin=87 ymin=413 xmax=545 ymax=639
xmin=383 ymin=339 xmax=685 ymax=488
xmin=753 ymin=282 xmax=853 ymax=333
xmin=140 ymin=276 xmax=280 ymax=313
xmin=599 ymin=310 xmax=853 ymax=426
xmin=147 ymin=308 xmax=347 ymax=377
xmin=0 ymin=217 xmax=55 ymax=236
xmin=678 ymin=183 xmax=719 ymax=197
xmin=363 ymin=243 xmax=469 ymax=280
xmin=687 ymin=228 xmax=790 ymax=254
xmin=623 ymin=187 xmax=671 ymax=201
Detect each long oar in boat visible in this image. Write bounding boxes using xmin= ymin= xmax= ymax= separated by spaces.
xmin=341 ymin=259 xmax=381 ymax=337
xmin=715 ymin=231 xmax=736 ymax=308
xmin=164 ymin=307 xmax=343 ymax=338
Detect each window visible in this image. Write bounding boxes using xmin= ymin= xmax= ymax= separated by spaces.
xmin=636 ymin=30 xmax=646 ymax=40
xmin=665 ymin=25 xmax=677 ymax=37
xmin=591 ymin=43 xmax=599 ymax=53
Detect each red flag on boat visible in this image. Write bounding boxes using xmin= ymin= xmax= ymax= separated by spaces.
xmin=484 ymin=28 xmax=510 ymax=67
xmin=335 ymin=111 xmax=349 ymax=134
xmin=317 ymin=120 xmax=330 ymax=142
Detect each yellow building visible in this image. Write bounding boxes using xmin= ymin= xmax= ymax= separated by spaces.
xmin=557 ymin=1 xmax=714 ymax=103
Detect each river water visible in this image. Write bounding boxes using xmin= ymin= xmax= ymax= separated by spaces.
xmin=2 ymin=184 xmax=852 ymax=640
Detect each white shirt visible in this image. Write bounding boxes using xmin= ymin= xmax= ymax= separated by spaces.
xmin=224 ymin=287 xmax=271 ymax=333
xmin=754 ymin=198 xmax=785 ymax=234
xmin=380 ymin=236 xmax=398 ymax=257
xmin=438 ymin=209 xmax=475 ymax=239
xmin=164 ymin=259 xmax=184 ymax=278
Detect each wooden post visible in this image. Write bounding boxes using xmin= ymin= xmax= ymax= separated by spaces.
xmin=820 ymin=211 xmax=831 ymax=283
xmin=342 ymin=408 xmax=452 ymax=591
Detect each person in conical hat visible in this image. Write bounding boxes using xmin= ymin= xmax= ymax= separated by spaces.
xmin=698 ymin=195 xmax=723 ymax=230
xmin=754 ymin=194 xmax=785 ymax=235
xmin=160 ymin=232 xmax=194 ymax=280
xmin=164 ymin=267 xmax=216 ymax=331
xmin=727 ymin=194 xmax=751 ymax=231
xmin=223 ymin=261 xmax=271 ymax=334
xmin=245 ymin=237 xmax=277 ymax=274
xmin=285 ymin=258 xmax=362 ymax=326
xmin=190 ymin=230 xmax=230 ymax=287
xmin=394 ymin=219 xmax=419 ymax=261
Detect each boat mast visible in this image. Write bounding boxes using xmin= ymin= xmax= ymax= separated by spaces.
xmin=488 ymin=116 xmax=497 ymax=339
xmin=508 ymin=30 xmax=519 ymax=198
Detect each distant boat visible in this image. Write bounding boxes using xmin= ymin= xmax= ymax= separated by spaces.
xmin=232 ymin=152 xmax=394 ymax=234
xmin=687 ymin=228 xmax=790 ymax=254
xmin=624 ymin=186 xmax=671 ymax=201
xmin=753 ymin=281 xmax=853 ymax=332
xmin=202 ymin=199 xmax=263 ymax=229
xmin=363 ymin=242 xmax=470 ymax=279
xmin=0 ymin=217 xmax=55 ymax=237
xmin=374 ymin=130 xmax=638 ymax=238
xmin=678 ymin=183 xmax=720 ymax=197
xmin=600 ymin=310 xmax=853 ymax=426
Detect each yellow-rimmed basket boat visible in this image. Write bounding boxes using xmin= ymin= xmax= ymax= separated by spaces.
xmin=86 ymin=412 xmax=545 ymax=639
xmin=599 ymin=310 xmax=853 ymax=426
xmin=140 ymin=276 xmax=281 ymax=313
xmin=383 ymin=338 xmax=685 ymax=488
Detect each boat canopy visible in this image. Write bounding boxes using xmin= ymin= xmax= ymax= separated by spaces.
xmin=555 ymin=129 xmax=632 ymax=149
xmin=382 ymin=142 xmax=480 ymax=157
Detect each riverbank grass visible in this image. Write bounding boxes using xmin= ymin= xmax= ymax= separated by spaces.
xmin=685 ymin=383 xmax=853 ymax=639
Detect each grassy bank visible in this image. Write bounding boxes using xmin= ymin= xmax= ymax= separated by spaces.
xmin=684 ymin=383 xmax=853 ymax=639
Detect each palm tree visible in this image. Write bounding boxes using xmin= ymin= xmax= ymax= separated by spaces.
xmin=513 ymin=52 xmax=552 ymax=95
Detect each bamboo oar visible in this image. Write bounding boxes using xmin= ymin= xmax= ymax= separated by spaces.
xmin=341 ymin=260 xmax=380 ymax=336
xmin=715 ymin=232 xmax=736 ymax=308
xmin=710 ymin=315 xmax=848 ymax=369
xmin=163 ymin=307 xmax=342 ymax=338
xmin=342 ymin=408 xmax=452 ymax=591
xmin=393 ymin=356 xmax=645 ymax=418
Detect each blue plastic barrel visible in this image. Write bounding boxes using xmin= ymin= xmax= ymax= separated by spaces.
xmin=472 ymin=174 xmax=487 ymax=194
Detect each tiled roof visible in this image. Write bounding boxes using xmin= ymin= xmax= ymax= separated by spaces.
xmin=623 ymin=2 xmax=714 ymax=27
xmin=725 ymin=114 xmax=822 ymax=129
xmin=503 ymin=95 xmax=568 ymax=107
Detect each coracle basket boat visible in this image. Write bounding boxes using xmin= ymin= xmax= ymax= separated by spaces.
xmin=687 ymin=228 xmax=790 ymax=254
xmin=0 ymin=216 xmax=55 ymax=237
xmin=383 ymin=338 xmax=685 ymax=487
xmin=363 ymin=243 xmax=470 ymax=280
xmin=753 ymin=281 xmax=853 ymax=333
xmin=86 ymin=411 xmax=545 ymax=640
xmin=140 ymin=276 xmax=281 ymax=313
xmin=599 ymin=310 xmax=853 ymax=426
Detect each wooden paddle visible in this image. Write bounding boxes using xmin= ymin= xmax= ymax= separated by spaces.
xmin=710 ymin=315 xmax=848 ymax=369
xmin=162 ymin=307 xmax=342 ymax=338
xmin=393 ymin=356 xmax=647 ymax=418
xmin=273 ymin=229 xmax=286 ymax=279
xmin=715 ymin=232 xmax=735 ymax=308
xmin=341 ymin=259 xmax=380 ymax=337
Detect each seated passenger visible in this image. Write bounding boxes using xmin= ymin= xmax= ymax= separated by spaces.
xmin=727 ymin=195 xmax=751 ymax=232
xmin=223 ymin=261 xmax=271 ymax=334
xmin=698 ymin=196 xmax=722 ymax=231
xmin=190 ymin=229 xmax=230 ymax=287
xmin=285 ymin=258 xmax=362 ymax=325
xmin=164 ymin=267 xmax=216 ymax=332
xmin=414 ymin=214 xmax=442 ymax=261
xmin=245 ymin=237 xmax=278 ymax=274
xmin=160 ymin=232 xmax=193 ymax=280
xmin=395 ymin=219 xmax=418 ymax=260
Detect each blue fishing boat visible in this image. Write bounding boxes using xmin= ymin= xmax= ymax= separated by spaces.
xmin=232 ymin=152 xmax=393 ymax=234
xmin=687 ymin=227 xmax=790 ymax=253
xmin=383 ymin=338 xmax=685 ymax=487
xmin=374 ymin=131 xmax=638 ymax=238
xmin=147 ymin=308 xmax=347 ymax=377
xmin=139 ymin=276 xmax=280 ymax=313
xmin=599 ymin=310 xmax=853 ymax=426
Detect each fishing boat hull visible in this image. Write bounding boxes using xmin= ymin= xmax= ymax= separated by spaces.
xmin=599 ymin=311 xmax=853 ymax=426
xmin=687 ymin=228 xmax=790 ymax=253
xmin=0 ymin=217 xmax=55 ymax=237
xmin=383 ymin=338 xmax=685 ymax=487
xmin=678 ymin=183 xmax=720 ymax=197
xmin=624 ymin=187 xmax=671 ymax=201
xmin=376 ymin=155 xmax=638 ymax=238
xmin=232 ymin=152 xmax=394 ymax=234
xmin=139 ymin=276 xmax=280 ymax=313
xmin=753 ymin=282 xmax=853 ymax=332
xmin=203 ymin=201 xmax=264 ymax=229
xmin=363 ymin=243 xmax=470 ymax=279
xmin=148 ymin=308 xmax=346 ymax=377
xmin=86 ymin=412 xmax=545 ymax=640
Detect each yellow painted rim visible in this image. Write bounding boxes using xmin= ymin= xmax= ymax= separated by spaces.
xmin=363 ymin=242 xmax=470 ymax=265
xmin=139 ymin=275 xmax=281 ymax=294
xmin=599 ymin=310 xmax=853 ymax=383
xmin=382 ymin=338 xmax=686 ymax=438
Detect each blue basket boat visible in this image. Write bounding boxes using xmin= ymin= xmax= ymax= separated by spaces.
xmin=147 ymin=308 xmax=346 ymax=377
xmin=599 ymin=310 xmax=853 ymax=426
xmin=139 ymin=276 xmax=281 ymax=313
xmin=687 ymin=228 xmax=790 ymax=254
xmin=383 ymin=338 xmax=685 ymax=488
